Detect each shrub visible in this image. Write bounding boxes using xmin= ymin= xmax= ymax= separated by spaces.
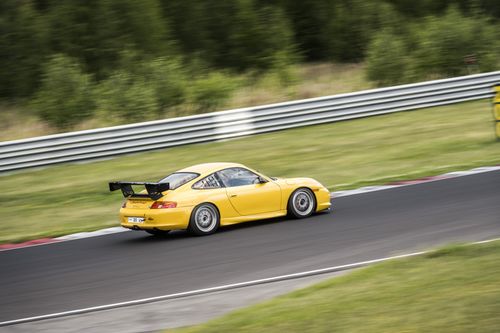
xmin=95 ymin=71 xmax=158 ymax=123
xmin=189 ymin=72 xmax=238 ymax=112
xmin=411 ymin=7 xmax=500 ymax=78
xmin=31 ymin=54 xmax=95 ymax=128
xmin=365 ymin=6 xmax=500 ymax=86
xmin=141 ymin=57 xmax=188 ymax=112
xmin=365 ymin=29 xmax=409 ymax=86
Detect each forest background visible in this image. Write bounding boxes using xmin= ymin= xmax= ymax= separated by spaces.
xmin=1 ymin=0 xmax=499 ymax=138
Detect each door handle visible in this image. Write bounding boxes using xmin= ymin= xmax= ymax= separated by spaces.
xmin=230 ymin=194 xmax=237 ymax=198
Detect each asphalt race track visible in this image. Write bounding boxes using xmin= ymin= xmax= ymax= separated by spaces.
xmin=1 ymin=170 xmax=499 ymax=323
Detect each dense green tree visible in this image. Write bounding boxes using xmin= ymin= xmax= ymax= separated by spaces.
xmin=275 ymin=0 xmax=402 ymax=62
xmin=0 ymin=0 xmax=48 ymax=98
xmin=159 ymin=0 xmax=211 ymax=58
xmin=386 ymin=0 xmax=449 ymax=17
xmin=277 ymin=0 xmax=334 ymax=61
xmin=162 ymin=0 xmax=296 ymax=71
xmin=2 ymin=0 xmax=500 ymax=119
xmin=327 ymin=0 xmax=400 ymax=62
xmin=219 ymin=1 xmax=296 ymax=71
xmin=387 ymin=0 xmax=500 ymax=18
xmin=46 ymin=0 xmax=175 ymax=79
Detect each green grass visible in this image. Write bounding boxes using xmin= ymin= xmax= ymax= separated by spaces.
xmin=167 ymin=240 xmax=500 ymax=333
xmin=1 ymin=99 xmax=499 ymax=244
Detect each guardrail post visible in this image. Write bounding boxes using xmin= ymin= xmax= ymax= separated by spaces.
xmin=494 ymin=84 xmax=500 ymax=139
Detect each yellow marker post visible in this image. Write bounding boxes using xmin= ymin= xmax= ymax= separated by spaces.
xmin=494 ymin=84 xmax=500 ymax=139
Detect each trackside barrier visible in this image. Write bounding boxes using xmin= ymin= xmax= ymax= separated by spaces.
xmin=1 ymin=71 xmax=500 ymax=173
xmin=493 ymin=84 xmax=500 ymax=139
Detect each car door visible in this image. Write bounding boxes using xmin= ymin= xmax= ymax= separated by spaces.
xmin=217 ymin=167 xmax=281 ymax=216
xmin=191 ymin=172 xmax=241 ymax=219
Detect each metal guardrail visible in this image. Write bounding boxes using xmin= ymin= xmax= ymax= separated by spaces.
xmin=1 ymin=71 xmax=499 ymax=173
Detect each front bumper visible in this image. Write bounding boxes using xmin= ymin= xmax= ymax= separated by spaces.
xmin=119 ymin=207 xmax=192 ymax=231
xmin=315 ymin=187 xmax=332 ymax=211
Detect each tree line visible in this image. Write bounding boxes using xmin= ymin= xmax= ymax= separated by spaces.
xmin=1 ymin=0 xmax=499 ymax=128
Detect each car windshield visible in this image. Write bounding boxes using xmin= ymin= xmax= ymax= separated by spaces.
xmin=217 ymin=168 xmax=261 ymax=187
xmin=158 ymin=172 xmax=199 ymax=190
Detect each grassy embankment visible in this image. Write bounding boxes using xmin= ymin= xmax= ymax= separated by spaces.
xmin=168 ymin=240 xmax=500 ymax=333
xmin=0 ymin=99 xmax=498 ymax=244
xmin=0 ymin=63 xmax=369 ymax=141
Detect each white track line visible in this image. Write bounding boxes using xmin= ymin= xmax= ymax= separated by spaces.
xmin=55 ymin=227 xmax=129 ymax=241
xmin=1 ymin=237 xmax=499 ymax=327
xmin=331 ymin=165 xmax=500 ymax=198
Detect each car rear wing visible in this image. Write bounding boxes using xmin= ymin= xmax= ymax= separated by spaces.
xmin=109 ymin=182 xmax=170 ymax=200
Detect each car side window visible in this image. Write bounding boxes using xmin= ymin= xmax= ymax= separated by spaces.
xmin=217 ymin=168 xmax=261 ymax=187
xmin=192 ymin=173 xmax=222 ymax=189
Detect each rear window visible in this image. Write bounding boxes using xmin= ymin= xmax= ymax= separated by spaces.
xmin=192 ymin=173 xmax=223 ymax=189
xmin=158 ymin=172 xmax=199 ymax=190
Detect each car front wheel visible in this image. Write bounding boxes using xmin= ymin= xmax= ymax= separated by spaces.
xmin=188 ymin=203 xmax=220 ymax=236
xmin=288 ymin=188 xmax=316 ymax=218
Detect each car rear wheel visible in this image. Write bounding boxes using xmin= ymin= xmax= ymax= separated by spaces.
xmin=288 ymin=188 xmax=316 ymax=218
xmin=145 ymin=229 xmax=170 ymax=236
xmin=188 ymin=203 xmax=220 ymax=236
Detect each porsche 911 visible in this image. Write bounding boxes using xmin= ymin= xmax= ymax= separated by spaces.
xmin=109 ymin=162 xmax=331 ymax=236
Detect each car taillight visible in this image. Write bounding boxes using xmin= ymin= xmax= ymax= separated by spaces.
xmin=150 ymin=201 xmax=177 ymax=209
xmin=121 ymin=200 xmax=127 ymax=208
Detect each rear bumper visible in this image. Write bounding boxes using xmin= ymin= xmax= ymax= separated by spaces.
xmin=119 ymin=207 xmax=192 ymax=231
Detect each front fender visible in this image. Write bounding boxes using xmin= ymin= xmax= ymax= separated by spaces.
xmin=275 ymin=178 xmax=330 ymax=212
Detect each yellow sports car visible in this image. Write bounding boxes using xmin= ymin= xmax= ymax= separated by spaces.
xmin=109 ymin=162 xmax=331 ymax=236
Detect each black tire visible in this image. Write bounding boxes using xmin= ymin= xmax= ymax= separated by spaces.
xmin=145 ymin=229 xmax=170 ymax=236
xmin=287 ymin=188 xmax=316 ymax=219
xmin=188 ymin=203 xmax=220 ymax=236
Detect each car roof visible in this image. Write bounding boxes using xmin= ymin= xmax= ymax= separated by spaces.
xmin=177 ymin=162 xmax=246 ymax=175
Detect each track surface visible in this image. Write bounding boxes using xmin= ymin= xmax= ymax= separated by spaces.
xmin=1 ymin=171 xmax=499 ymax=322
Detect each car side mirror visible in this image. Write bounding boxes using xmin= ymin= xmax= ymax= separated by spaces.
xmin=257 ymin=176 xmax=268 ymax=184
